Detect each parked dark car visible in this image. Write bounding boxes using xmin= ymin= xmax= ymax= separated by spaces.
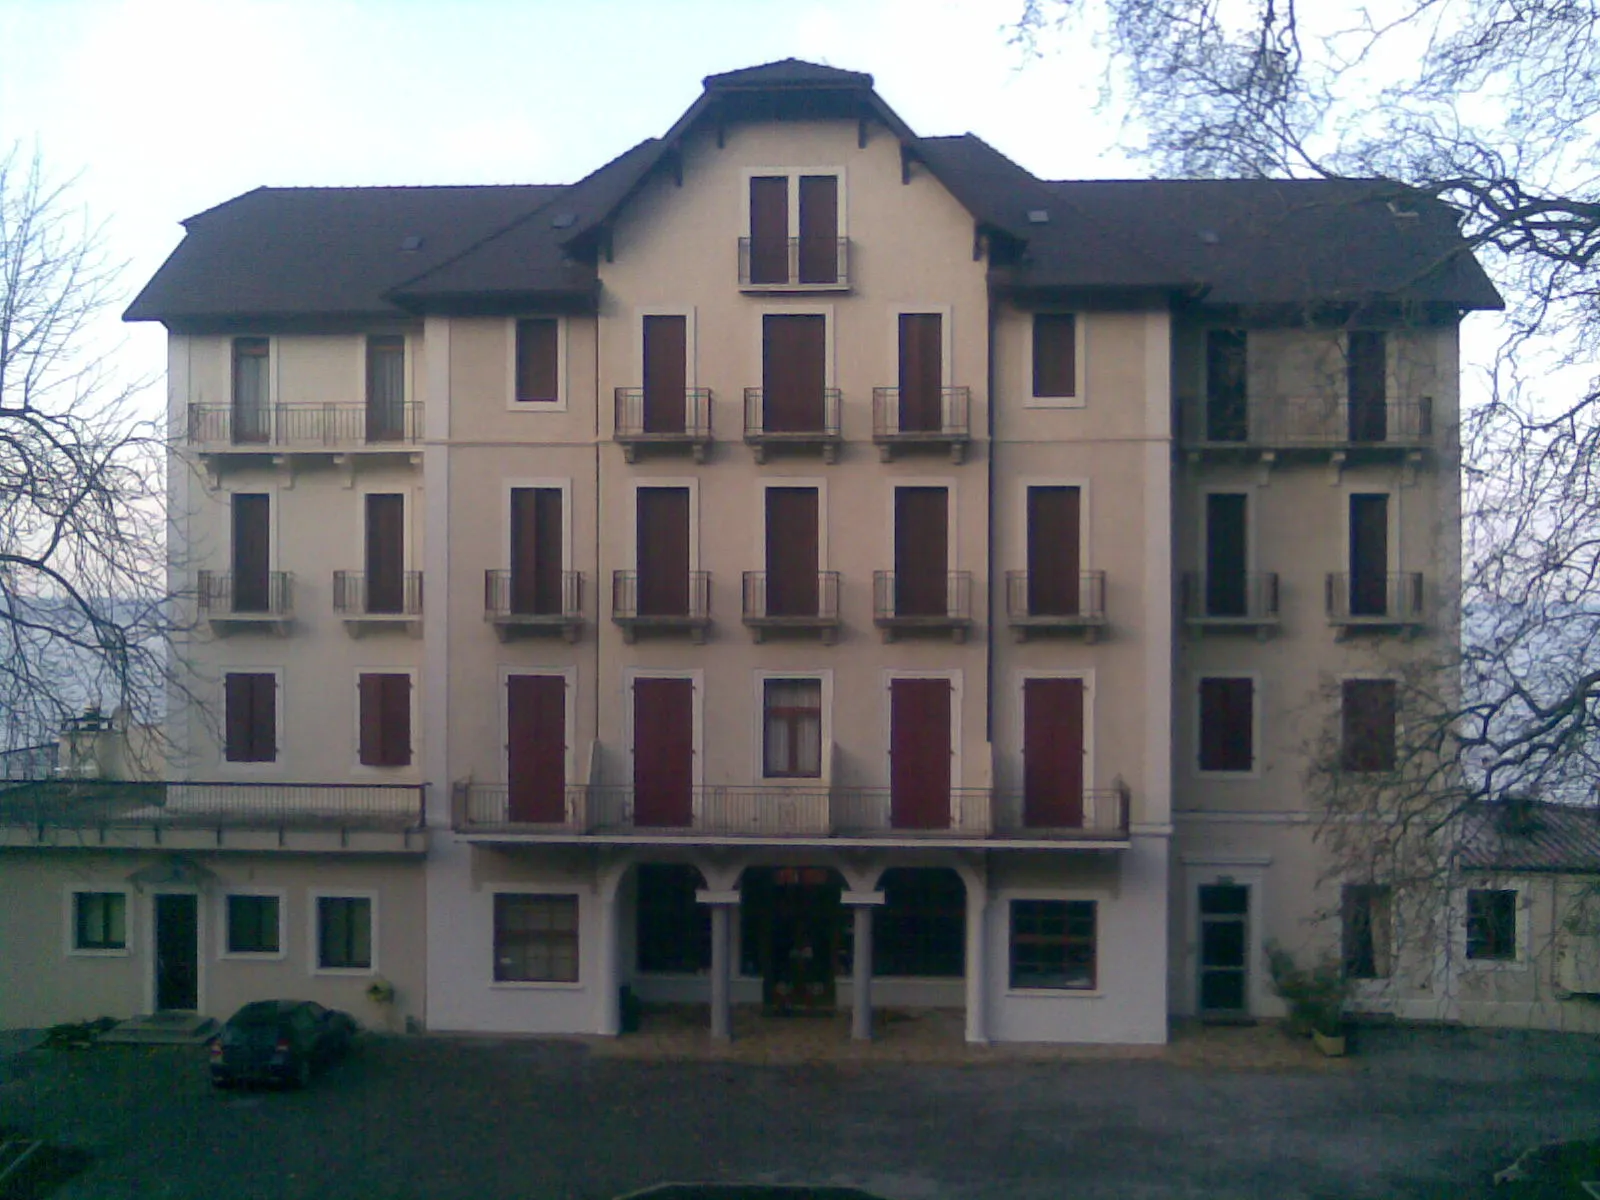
xmin=209 ymin=1000 xmax=359 ymax=1088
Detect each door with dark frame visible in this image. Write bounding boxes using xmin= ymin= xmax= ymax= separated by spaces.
xmin=231 ymin=493 xmax=271 ymax=613
xmin=642 ymin=315 xmax=687 ymax=434
xmin=636 ymin=487 xmax=690 ymax=616
xmin=890 ymin=678 xmax=952 ymax=830
xmin=154 ymin=893 xmax=199 ymax=1011
xmin=765 ymin=487 xmax=819 ymax=616
xmin=365 ymin=493 xmax=405 ymax=614
xmin=1197 ymin=883 xmax=1251 ymax=1018
xmin=633 ymin=677 xmax=693 ymax=827
xmin=762 ymin=315 xmax=826 ymax=432
xmin=510 ymin=488 xmax=563 ymax=616
xmin=507 ymin=674 xmax=567 ymax=823
xmin=1026 ymin=486 xmax=1081 ymax=616
xmin=898 ymin=313 xmax=943 ymax=432
xmin=894 ymin=487 xmax=948 ymax=616
xmin=1204 ymin=493 xmax=1249 ymax=617
xmin=1349 ymin=493 xmax=1389 ymax=616
xmin=1023 ymin=678 xmax=1085 ymax=828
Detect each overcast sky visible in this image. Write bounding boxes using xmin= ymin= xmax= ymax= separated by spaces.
xmin=1 ymin=0 xmax=1133 ymax=400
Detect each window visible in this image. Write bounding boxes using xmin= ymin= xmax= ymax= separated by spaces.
xmin=1010 ymin=899 xmax=1096 ymax=990
xmin=1341 ymin=679 xmax=1397 ymax=772
xmin=746 ymin=173 xmax=840 ymax=285
xmin=224 ymin=672 xmax=277 ymax=763
xmin=364 ymin=493 xmax=407 ymax=615
xmin=231 ymin=493 xmax=272 ymax=613
xmin=226 ymin=894 xmax=281 ymax=954
xmin=1205 ymin=330 xmax=1248 ymax=441
xmin=73 ymin=891 xmax=126 ymax=951
xmin=874 ymin=868 xmax=964 ymax=977
xmin=514 ymin=319 xmax=559 ymax=403
xmin=1031 ymin=313 xmax=1078 ymax=400
xmin=763 ymin=679 xmax=822 ymax=778
xmin=509 ymin=487 xmax=564 ymax=616
xmin=1347 ymin=330 xmax=1387 ymax=441
xmin=1342 ymin=885 xmax=1392 ymax=979
xmin=1198 ymin=677 xmax=1255 ymax=773
xmin=231 ymin=337 xmax=269 ymax=443
xmin=316 ymin=896 xmax=372 ymax=970
xmin=365 ymin=335 xmax=406 ymax=441
xmin=494 ymin=894 xmax=578 ymax=983
xmin=635 ymin=864 xmax=710 ymax=974
xmin=1466 ymin=888 xmax=1518 ymax=962
xmin=358 ymin=673 xmax=412 ymax=767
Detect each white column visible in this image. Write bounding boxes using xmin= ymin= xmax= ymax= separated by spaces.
xmin=842 ymin=889 xmax=886 ymax=1041
xmin=697 ymin=888 xmax=740 ymax=1042
xmin=597 ymin=882 xmax=621 ymax=1036
xmin=965 ymin=881 xmax=990 ymax=1044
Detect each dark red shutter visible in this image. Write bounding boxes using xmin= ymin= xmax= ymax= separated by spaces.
xmin=634 ymin=677 xmax=693 ymax=827
xmin=1204 ymin=494 xmax=1248 ymax=616
xmin=1349 ymin=494 xmax=1389 ymax=616
xmin=1347 ymin=331 xmax=1387 ymax=441
xmin=1023 ymin=678 xmax=1085 ymax=827
xmin=358 ymin=674 xmax=384 ymax=766
xmin=510 ymin=488 xmax=563 ymax=615
xmin=1342 ymin=680 xmax=1397 ymax=771
xmin=365 ymin=494 xmax=405 ymax=614
xmin=515 ymin=319 xmax=559 ymax=402
xmin=226 ymin=673 xmax=275 ymax=763
xmin=1199 ymin=678 xmax=1254 ymax=772
xmin=1026 ymin=486 xmax=1081 ymax=616
xmin=749 ymin=176 xmax=789 ymax=284
xmin=365 ymin=335 xmax=405 ymax=441
xmin=359 ymin=674 xmax=411 ymax=767
xmin=637 ymin=487 xmax=690 ymax=616
xmin=765 ymin=488 xmax=819 ymax=616
xmin=642 ymin=315 xmax=687 ymax=433
xmin=508 ymin=675 xmax=567 ymax=822
xmin=890 ymin=679 xmax=952 ymax=830
xmin=797 ymin=175 xmax=838 ymax=284
xmin=231 ymin=494 xmax=271 ymax=613
xmin=1032 ymin=313 xmax=1076 ymax=397
xmin=895 ymin=487 xmax=949 ymax=616
xmin=762 ymin=314 xmax=826 ymax=432
xmin=898 ymin=313 xmax=943 ymax=432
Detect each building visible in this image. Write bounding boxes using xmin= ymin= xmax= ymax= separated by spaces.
xmin=1 ymin=60 xmax=1509 ymax=1041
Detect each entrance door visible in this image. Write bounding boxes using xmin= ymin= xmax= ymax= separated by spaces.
xmin=633 ymin=677 xmax=693 ymax=827
xmin=510 ymin=488 xmax=563 ymax=616
xmin=894 ymin=487 xmax=948 ymax=616
xmin=1026 ymin=486 xmax=1081 ymax=616
xmin=642 ymin=314 xmax=687 ymax=433
xmin=890 ymin=678 xmax=952 ymax=830
xmin=636 ymin=487 xmax=690 ymax=616
xmin=762 ymin=314 xmax=826 ymax=432
xmin=1197 ymin=883 xmax=1251 ymax=1018
xmin=1023 ymin=678 xmax=1085 ymax=828
xmin=765 ymin=487 xmax=819 ymax=616
xmin=1348 ymin=494 xmax=1389 ymax=616
xmin=1205 ymin=493 xmax=1248 ymax=617
xmin=366 ymin=493 xmax=406 ymax=614
xmin=507 ymin=675 xmax=566 ymax=823
xmin=898 ymin=313 xmax=943 ymax=432
xmin=743 ymin=867 xmax=841 ymax=1012
xmin=154 ymin=894 xmax=199 ymax=1011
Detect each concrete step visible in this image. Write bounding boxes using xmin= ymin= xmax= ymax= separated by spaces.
xmin=99 ymin=1013 xmax=219 ymax=1045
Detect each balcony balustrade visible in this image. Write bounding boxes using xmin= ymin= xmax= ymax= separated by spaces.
xmin=871 ymin=386 xmax=972 ymax=462
xmin=612 ymin=570 xmax=712 ymax=642
xmin=1179 ymin=395 xmax=1434 ymax=459
xmin=1325 ymin=571 xmax=1426 ymax=635
xmin=197 ymin=570 xmax=293 ymax=635
xmin=1180 ymin=571 xmax=1280 ymax=636
xmin=1004 ymin=570 xmax=1107 ymax=641
xmin=873 ymin=571 xmax=973 ymax=642
xmin=333 ymin=570 xmax=423 ymax=636
xmin=186 ymin=402 xmax=423 ymax=451
xmin=741 ymin=571 xmax=841 ymax=643
xmin=484 ymin=569 xmax=584 ymax=642
xmin=743 ymin=388 xmax=843 ymax=462
xmin=613 ymin=387 xmax=713 ymax=462
xmin=737 ymin=237 xmax=851 ymax=291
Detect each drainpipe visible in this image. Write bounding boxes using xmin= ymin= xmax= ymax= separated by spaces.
xmin=985 ymin=271 xmax=998 ymax=748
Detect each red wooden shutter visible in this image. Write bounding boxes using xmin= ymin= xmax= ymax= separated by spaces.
xmin=231 ymin=494 xmax=271 ymax=613
xmin=1349 ymin=494 xmax=1389 ymax=616
xmin=895 ymin=487 xmax=949 ymax=616
xmin=797 ymin=175 xmax=838 ymax=284
xmin=1023 ymin=679 xmax=1085 ymax=827
xmin=642 ymin=315 xmax=687 ymax=433
xmin=226 ymin=673 xmax=275 ymax=763
xmin=515 ymin=319 xmax=559 ymax=402
xmin=365 ymin=493 xmax=405 ymax=613
xmin=510 ymin=488 xmax=563 ymax=615
xmin=762 ymin=314 xmax=826 ymax=432
xmin=1032 ymin=313 xmax=1076 ymax=397
xmin=358 ymin=674 xmax=384 ymax=766
xmin=1026 ymin=486 xmax=1081 ymax=616
xmin=765 ymin=488 xmax=819 ymax=616
xmin=1342 ymin=680 xmax=1397 ymax=771
xmin=507 ymin=675 xmax=567 ymax=822
xmin=1347 ymin=331 xmax=1387 ymax=441
xmin=749 ymin=176 xmax=789 ymax=284
xmin=358 ymin=674 xmax=411 ymax=767
xmin=637 ymin=487 xmax=690 ymax=615
xmin=898 ymin=313 xmax=943 ymax=432
xmin=1199 ymin=678 xmax=1254 ymax=772
xmin=890 ymin=679 xmax=952 ymax=830
xmin=633 ymin=677 xmax=693 ymax=827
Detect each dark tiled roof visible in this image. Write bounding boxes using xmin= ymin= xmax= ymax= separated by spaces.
xmin=1459 ymin=800 xmax=1600 ymax=873
xmin=704 ymin=58 xmax=872 ymax=90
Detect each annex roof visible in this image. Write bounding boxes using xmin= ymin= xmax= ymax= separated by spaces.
xmin=1459 ymin=800 xmax=1600 ymax=874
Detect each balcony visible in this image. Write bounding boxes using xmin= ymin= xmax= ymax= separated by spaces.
xmin=484 ymin=570 xmax=583 ymax=642
xmin=741 ymin=571 xmax=841 ymax=643
xmin=186 ymin=402 xmax=424 ymax=465
xmin=1181 ymin=571 xmax=1280 ymax=637
xmin=1179 ymin=396 xmax=1435 ymax=463
xmin=333 ymin=570 xmax=423 ymax=637
xmin=612 ymin=570 xmax=712 ymax=643
xmin=737 ymin=237 xmax=851 ymax=292
xmin=613 ymin=387 xmax=713 ymax=463
xmin=1325 ymin=572 xmax=1426 ymax=636
xmin=0 ymin=780 xmax=427 ymax=854
xmin=1004 ymin=571 xmax=1107 ymax=642
xmin=197 ymin=570 xmax=293 ymax=636
xmin=873 ymin=571 xmax=972 ymax=642
xmin=991 ymin=783 xmax=1131 ymax=840
xmin=743 ymin=388 xmax=843 ymax=462
xmin=871 ymin=387 xmax=972 ymax=463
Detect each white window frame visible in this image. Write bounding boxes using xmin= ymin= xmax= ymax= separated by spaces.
xmin=486 ymin=885 xmax=584 ymax=990
xmin=351 ymin=666 xmax=420 ymax=774
xmin=355 ymin=485 xmax=416 ymax=578
xmin=502 ymin=477 xmax=574 ymax=576
xmin=1001 ymin=889 xmax=1103 ymax=998
xmin=505 ymin=315 xmax=569 ymax=412
xmin=886 ymin=303 xmax=954 ymax=389
xmin=623 ymin=667 xmax=705 ymax=794
xmin=499 ymin=666 xmax=579 ymax=788
xmin=1340 ymin=486 xmax=1402 ymax=577
xmin=739 ymin=167 xmax=850 ymax=239
xmin=752 ymin=669 xmax=834 ymax=784
xmin=221 ymin=666 xmax=284 ymax=773
xmin=1023 ymin=309 xmax=1087 ymax=408
xmin=887 ymin=478 xmax=959 ymax=575
xmin=1193 ymin=671 xmax=1263 ymax=780
xmin=1458 ymin=881 xmax=1530 ymax=971
xmin=1180 ymin=858 xmax=1271 ymax=1017
xmin=882 ymin=669 xmax=964 ymax=793
xmin=752 ymin=304 xmax=837 ymax=391
xmin=625 ymin=477 xmax=700 ymax=576
xmin=1337 ymin=672 xmax=1402 ymax=772
xmin=1015 ymin=476 xmax=1092 ymax=576
xmin=356 ymin=331 xmax=412 ymax=412
xmin=633 ymin=306 xmax=699 ymax=389
xmin=64 ymin=886 xmax=133 ymax=958
xmin=755 ymin=477 xmax=829 ymax=570
xmin=1013 ymin=669 xmax=1096 ymax=796
xmin=217 ymin=888 xmax=289 ymax=961
xmin=1197 ymin=486 xmax=1255 ymax=577
xmin=308 ymin=889 xmax=379 ymax=977
xmin=144 ymin=887 xmax=206 ymax=1015
xmin=228 ymin=334 xmax=277 ymax=409
xmin=226 ymin=486 xmax=280 ymax=577
xmin=1200 ymin=326 xmax=1249 ymax=408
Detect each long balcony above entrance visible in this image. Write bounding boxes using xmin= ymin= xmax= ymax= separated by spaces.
xmin=186 ymin=403 xmax=424 ymax=457
xmin=1325 ymin=571 xmax=1426 ymax=636
xmin=873 ymin=570 xmax=972 ymax=642
xmin=741 ymin=571 xmax=841 ymax=643
xmin=743 ymin=388 xmax=843 ymax=463
xmin=198 ymin=570 xmax=294 ymax=636
xmin=1179 ymin=395 xmax=1434 ymax=461
xmin=612 ymin=570 xmax=712 ymax=643
xmin=871 ymin=387 xmax=972 ymax=463
xmin=484 ymin=569 xmax=584 ymax=642
xmin=613 ymin=387 xmax=713 ymax=463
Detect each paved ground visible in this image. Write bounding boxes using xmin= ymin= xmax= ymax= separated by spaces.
xmin=1 ymin=1020 xmax=1597 ymax=1200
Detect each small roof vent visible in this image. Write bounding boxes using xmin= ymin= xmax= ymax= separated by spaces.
xmin=551 ymin=212 xmax=577 ymax=229
xmin=1198 ymin=229 xmax=1221 ymax=245
xmin=399 ymin=235 xmax=424 ymax=252
xmin=1026 ymin=209 xmax=1050 ymax=225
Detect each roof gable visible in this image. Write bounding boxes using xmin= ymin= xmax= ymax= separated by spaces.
xmin=704 ymin=58 xmax=873 ymax=90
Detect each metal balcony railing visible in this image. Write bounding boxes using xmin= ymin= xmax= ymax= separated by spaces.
xmin=1179 ymin=396 xmax=1434 ymax=450
xmin=452 ymin=783 xmax=588 ymax=831
xmin=612 ymin=570 xmax=712 ymax=640
xmin=1004 ymin=571 xmax=1106 ymax=621
xmin=743 ymin=388 xmax=843 ymax=440
xmin=991 ymin=783 xmax=1131 ymax=838
xmin=198 ymin=570 xmax=293 ymax=617
xmin=741 ymin=571 xmax=841 ymax=622
xmin=873 ymin=570 xmax=972 ymax=624
xmin=871 ymin=387 xmax=971 ymax=440
xmin=484 ymin=570 xmax=583 ymax=621
xmin=1325 ymin=572 xmax=1426 ymax=624
xmin=1180 ymin=571 xmax=1280 ymax=623
xmin=737 ymin=237 xmax=851 ymax=288
xmin=0 ymin=780 xmax=426 ymax=831
xmin=613 ymin=388 xmax=713 ymax=460
xmin=333 ymin=571 xmax=423 ymax=617
xmin=187 ymin=403 xmax=424 ymax=448
xmin=830 ymin=788 xmax=995 ymax=837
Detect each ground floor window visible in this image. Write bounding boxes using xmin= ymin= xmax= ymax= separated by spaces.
xmin=316 ymin=896 xmax=372 ymax=970
xmin=1341 ymin=884 xmax=1392 ymax=979
xmin=73 ymin=891 xmax=126 ymax=951
xmin=227 ymin=894 xmax=281 ymax=954
xmin=874 ymin=868 xmax=964 ymax=977
xmin=494 ymin=893 xmax=579 ymax=982
xmin=1466 ymin=888 xmax=1518 ymax=962
xmin=636 ymin=864 xmax=710 ymax=973
xmin=1009 ymin=898 xmax=1096 ymax=990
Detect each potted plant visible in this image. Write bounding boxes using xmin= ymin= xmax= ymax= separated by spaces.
xmin=1265 ymin=943 xmax=1350 ymax=1056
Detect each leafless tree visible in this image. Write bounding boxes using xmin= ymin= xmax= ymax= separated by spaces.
xmin=0 ymin=146 xmax=171 ymax=762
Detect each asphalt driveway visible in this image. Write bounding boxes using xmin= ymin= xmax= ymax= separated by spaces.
xmin=2 ymin=1024 xmax=1597 ymax=1200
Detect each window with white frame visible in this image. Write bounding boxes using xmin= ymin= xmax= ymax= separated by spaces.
xmin=1341 ymin=884 xmax=1393 ymax=979
xmin=226 ymin=894 xmax=281 ymax=955
xmin=1466 ymin=888 xmax=1518 ymax=962
xmin=762 ymin=678 xmax=823 ymax=778
xmin=316 ymin=896 xmax=372 ymax=970
xmin=1009 ymin=898 xmax=1097 ymax=990
xmin=72 ymin=891 xmax=126 ymax=951
xmin=493 ymin=893 xmax=579 ymax=983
